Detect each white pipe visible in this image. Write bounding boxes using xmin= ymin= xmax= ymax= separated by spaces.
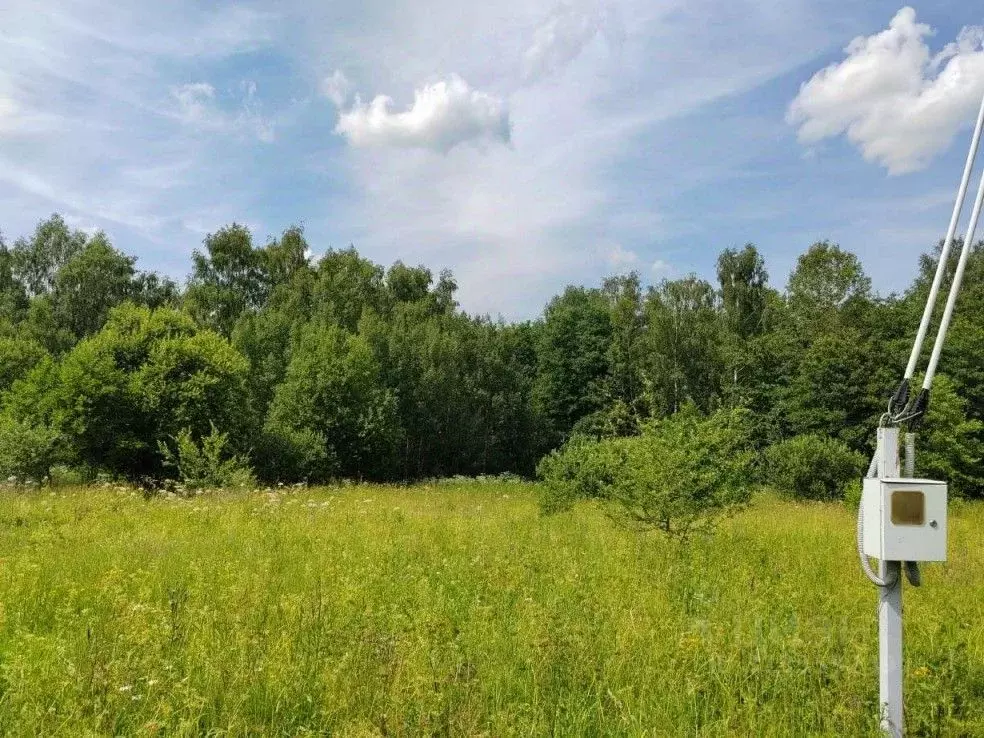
xmin=923 ymin=163 xmax=984 ymax=390
xmin=904 ymin=92 xmax=984 ymax=380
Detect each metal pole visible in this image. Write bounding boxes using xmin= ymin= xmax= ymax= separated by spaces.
xmin=877 ymin=427 xmax=903 ymax=737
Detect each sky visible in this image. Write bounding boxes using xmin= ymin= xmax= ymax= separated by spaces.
xmin=1 ymin=1 xmax=983 ymax=319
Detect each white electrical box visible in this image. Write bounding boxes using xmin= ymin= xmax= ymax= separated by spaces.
xmin=861 ymin=478 xmax=947 ymax=562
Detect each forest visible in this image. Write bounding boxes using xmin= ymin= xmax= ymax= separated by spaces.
xmin=1 ymin=213 xmax=983 ymax=497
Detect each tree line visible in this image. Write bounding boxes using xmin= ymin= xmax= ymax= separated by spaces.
xmin=1 ymin=214 xmax=982 ymax=495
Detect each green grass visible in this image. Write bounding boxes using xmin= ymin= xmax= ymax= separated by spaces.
xmin=0 ymin=482 xmax=981 ymax=736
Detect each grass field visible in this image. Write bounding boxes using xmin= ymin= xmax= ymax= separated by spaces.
xmin=0 ymin=481 xmax=981 ymax=736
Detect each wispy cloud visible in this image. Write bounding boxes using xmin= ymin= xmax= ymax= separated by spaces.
xmin=522 ymin=3 xmax=614 ymax=83
xmin=322 ymin=70 xmax=353 ymax=108
xmin=2 ymin=0 xmax=961 ymax=319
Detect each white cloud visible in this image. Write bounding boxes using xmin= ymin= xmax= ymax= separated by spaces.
xmin=651 ymin=259 xmax=672 ymax=276
xmin=171 ymin=82 xmax=217 ymax=125
xmin=602 ymin=241 xmax=639 ymax=267
xmin=522 ymin=3 xmax=611 ymax=83
xmin=335 ymin=74 xmax=511 ymax=153
xmin=323 ymin=70 xmax=352 ymax=107
xmin=169 ymin=80 xmax=276 ymax=142
xmin=788 ymin=7 xmax=984 ymax=174
xmin=317 ymin=0 xmax=843 ymax=316
xmin=0 ymin=95 xmax=20 ymax=131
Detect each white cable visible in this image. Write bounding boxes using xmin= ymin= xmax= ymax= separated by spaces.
xmin=923 ymin=161 xmax=984 ymax=390
xmin=903 ymin=92 xmax=984 ymax=381
xmin=857 ymin=453 xmax=899 ymax=587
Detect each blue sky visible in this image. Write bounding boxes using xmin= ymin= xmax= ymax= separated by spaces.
xmin=1 ymin=1 xmax=982 ymax=318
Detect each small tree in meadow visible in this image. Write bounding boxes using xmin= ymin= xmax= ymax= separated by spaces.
xmin=607 ymin=406 xmax=755 ymax=539
xmin=541 ymin=405 xmax=755 ymax=540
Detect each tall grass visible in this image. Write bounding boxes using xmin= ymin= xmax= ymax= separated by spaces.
xmin=0 ymin=482 xmax=980 ymax=736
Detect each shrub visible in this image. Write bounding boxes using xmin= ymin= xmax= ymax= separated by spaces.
xmin=764 ymin=434 xmax=865 ymax=501
xmin=0 ymin=415 xmax=62 ymax=483
xmin=540 ymin=406 xmax=755 ymax=539
xmin=6 ymin=304 xmax=255 ymax=480
xmin=536 ymin=434 xmax=625 ymax=514
xmin=254 ymin=422 xmax=335 ymax=484
xmin=606 ymin=407 xmax=755 ymax=539
xmin=159 ymin=425 xmax=256 ymax=491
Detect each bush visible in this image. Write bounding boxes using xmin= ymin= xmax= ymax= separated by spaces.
xmin=540 ymin=406 xmax=755 ymax=539
xmin=0 ymin=415 xmax=62 ymax=484
xmin=536 ymin=434 xmax=625 ymax=514
xmin=254 ymin=422 xmax=335 ymax=484
xmin=159 ymin=425 xmax=256 ymax=491
xmin=764 ymin=434 xmax=865 ymax=501
xmin=6 ymin=304 xmax=255 ymax=480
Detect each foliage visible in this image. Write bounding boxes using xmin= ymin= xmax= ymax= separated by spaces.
xmin=0 ymin=335 xmax=46 ymax=395
xmin=10 ymin=214 xmax=87 ymax=297
xmin=51 ymin=234 xmax=136 ymax=340
xmin=643 ymin=276 xmax=724 ymax=415
xmin=265 ymin=321 xmax=399 ymax=481
xmin=159 ymin=424 xmax=256 ymax=490
xmin=534 ymin=286 xmax=611 ymax=445
xmin=536 ymin=434 xmax=624 ymax=513
xmin=605 ymin=407 xmax=755 ymax=538
xmin=4 ymin=304 xmax=253 ymax=479
xmin=764 ymin=433 xmax=866 ymax=500
xmin=2 ymin=213 xmax=984 ymax=493
xmin=541 ymin=406 xmax=755 ymax=539
xmin=0 ymin=415 xmax=62 ymax=482
xmin=786 ymin=240 xmax=871 ymax=327
xmin=916 ymin=374 xmax=984 ymax=497
xmin=717 ymin=243 xmax=768 ymax=340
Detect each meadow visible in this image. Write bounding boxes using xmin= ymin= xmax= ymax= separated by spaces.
xmin=0 ymin=481 xmax=980 ymax=736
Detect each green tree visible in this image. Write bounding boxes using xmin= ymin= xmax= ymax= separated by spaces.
xmin=265 ymin=321 xmax=399 ymax=481
xmin=643 ymin=276 xmax=723 ymax=415
xmin=5 ymin=305 xmax=253 ymax=479
xmin=540 ymin=406 xmax=755 ymax=540
xmin=717 ymin=244 xmax=768 ymax=340
xmin=186 ymin=224 xmax=267 ymax=336
xmin=0 ymin=336 xmax=47 ymax=396
xmin=0 ymin=239 xmax=29 ymax=324
xmin=916 ymin=374 xmax=984 ymax=497
xmin=52 ymin=233 xmax=136 ymax=340
xmin=534 ymin=286 xmax=612 ymax=444
xmin=603 ymin=272 xmax=646 ymax=419
xmin=10 ymin=214 xmax=87 ymax=297
xmin=787 ymin=241 xmax=871 ymax=328
xmin=312 ymin=247 xmax=387 ymax=332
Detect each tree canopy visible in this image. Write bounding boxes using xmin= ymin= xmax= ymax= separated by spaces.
xmin=1 ymin=214 xmax=982 ymax=497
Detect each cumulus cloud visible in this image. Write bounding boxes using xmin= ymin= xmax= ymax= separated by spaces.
xmin=788 ymin=7 xmax=984 ymax=174
xmin=322 ymin=69 xmax=352 ymax=107
xmin=335 ymin=74 xmax=510 ymax=153
xmin=522 ymin=4 xmax=612 ymax=83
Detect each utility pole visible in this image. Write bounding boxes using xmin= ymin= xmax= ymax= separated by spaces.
xmin=876 ymin=427 xmax=902 ymax=737
xmin=857 ymin=89 xmax=984 ymax=737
